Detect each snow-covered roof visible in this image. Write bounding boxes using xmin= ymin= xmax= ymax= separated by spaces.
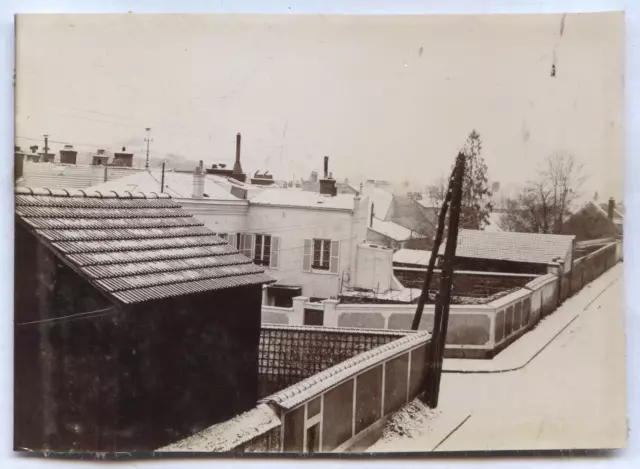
xmin=364 ymin=187 xmax=394 ymax=219
xmin=370 ymin=218 xmax=414 ymax=242
xmin=17 ymin=161 xmax=145 ymax=191
xmin=341 ymin=287 xmax=423 ymax=302
xmin=393 ymin=249 xmax=433 ymax=266
xmin=89 ymin=170 xmax=242 ymax=201
xmin=249 ymin=188 xmax=356 ymax=211
xmin=416 ymin=198 xmax=438 ymax=210
xmin=440 ymin=229 xmax=575 ymax=265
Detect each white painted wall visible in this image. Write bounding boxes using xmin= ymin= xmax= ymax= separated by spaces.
xmin=246 ymin=197 xmax=369 ymax=299
xmin=353 ymin=243 xmax=393 ymax=292
xmin=179 ymin=199 xmax=249 ymax=235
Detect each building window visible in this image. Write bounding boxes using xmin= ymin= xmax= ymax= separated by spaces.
xmin=254 ymin=234 xmax=272 ymax=266
xmin=312 ymin=239 xmax=331 ymax=270
xmin=215 ymin=233 xmax=228 ymax=241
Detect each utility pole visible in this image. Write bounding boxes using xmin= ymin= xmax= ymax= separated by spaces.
xmin=144 ymin=127 xmax=153 ymax=170
xmin=423 ymin=152 xmax=465 ymax=408
xmin=411 ymin=167 xmax=456 ymax=331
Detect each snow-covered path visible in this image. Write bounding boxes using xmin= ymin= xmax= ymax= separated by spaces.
xmin=436 ymin=263 xmax=626 ymax=451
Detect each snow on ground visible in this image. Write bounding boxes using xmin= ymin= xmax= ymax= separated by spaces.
xmin=437 ymin=264 xmax=625 ymax=451
xmin=367 ymin=400 xmax=445 ymax=453
xmin=368 ymin=263 xmax=625 ymax=452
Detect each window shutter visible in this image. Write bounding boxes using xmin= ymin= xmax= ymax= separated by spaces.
xmin=243 ymin=233 xmax=254 ymax=259
xmin=302 ymin=239 xmax=312 ymax=272
xmin=329 ymin=240 xmax=340 ymax=274
xmin=270 ymin=236 xmax=280 ymax=269
xmin=238 ymin=233 xmax=245 ymax=254
xmin=229 ymin=233 xmax=237 ymax=249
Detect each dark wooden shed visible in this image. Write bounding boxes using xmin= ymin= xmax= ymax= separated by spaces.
xmin=14 ymin=187 xmax=273 ymax=452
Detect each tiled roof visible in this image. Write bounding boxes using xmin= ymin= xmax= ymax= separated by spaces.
xmin=89 ymin=170 xmax=242 ymax=201
xmin=15 ymin=187 xmax=274 ymax=304
xmin=157 ymin=403 xmax=280 ymax=452
xmin=249 ymin=188 xmax=355 ymax=211
xmin=440 ymin=229 xmax=575 ymax=265
xmin=369 ymin=217 xmax=415 ymax=242
xmin=260 ymin=329 xmax=430 ymax=410
xmin=17 ymin=162 xmax=145 ymax=190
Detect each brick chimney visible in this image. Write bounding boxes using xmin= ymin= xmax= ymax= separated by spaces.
xmin=59 ymin=144 xmax=78 ymax=165
xmin=231 ymin=133 xmax=246 ymax=182
xmin=14 ymin=146 xmax=25 ymax=181
xmin=192 ymin=160 xmax=205 ymax=199
xmin=319 ymin=156 xmax=337 ymax=196
xmin=608 ymin=197 xmax=615 ymax=221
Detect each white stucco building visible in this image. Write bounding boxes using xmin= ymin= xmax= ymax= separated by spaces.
xmin=90 ymin=169 xmax=377 ymax=305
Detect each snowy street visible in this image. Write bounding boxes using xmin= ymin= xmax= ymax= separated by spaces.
xmin=370 ymin=263 xmax=626 ymax=452
xmin=439 ymin=263 xmax=626 ymax=451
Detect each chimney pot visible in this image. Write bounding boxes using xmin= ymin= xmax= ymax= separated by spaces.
xmin=323 ymin=156 xmax=329 ymax=179
xmin=608 ymin=197 xmax=615 ymax=221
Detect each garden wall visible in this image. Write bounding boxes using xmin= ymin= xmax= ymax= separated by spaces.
xmin=262 ymin=242 xmax=621 ymax=360
xmin=159 ymin=329 xmax=431 ymax=454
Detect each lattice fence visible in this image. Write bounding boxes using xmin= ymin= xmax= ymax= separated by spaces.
xmin=258 ymin=326 xmax=404 ymax=398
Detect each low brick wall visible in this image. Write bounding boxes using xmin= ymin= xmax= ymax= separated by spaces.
xmin=394 ymin=268 xmax=536 ymax=297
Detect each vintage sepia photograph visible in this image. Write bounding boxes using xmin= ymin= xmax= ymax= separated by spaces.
xmin=13 ymin=12 xmax=625 ymax=455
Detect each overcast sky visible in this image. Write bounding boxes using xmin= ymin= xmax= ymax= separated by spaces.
xmin=15 ymin=13 xmax=624 ymax=200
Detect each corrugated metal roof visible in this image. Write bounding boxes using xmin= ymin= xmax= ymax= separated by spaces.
xmin=15 ymin=187 xmax=274 ymax=305
xmin=17 ymin=162 xmax=145 ymax=190
xmin=440 ymin=229 xmax=575 ymax=265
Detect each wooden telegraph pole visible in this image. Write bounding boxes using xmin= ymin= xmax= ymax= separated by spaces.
xmin=411 ymin=169 xmax=455 ymax=331
xmin=421 ymin=152 xmax=466 ymax=408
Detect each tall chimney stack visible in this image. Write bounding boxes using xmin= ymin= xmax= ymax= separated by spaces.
xmin=231 ymin=132 xmax=246 ymax=182
xmin=319 ymin=156 xmax=337 ymax=196
xmin=235 ymin=133 xmax=242 ymax=165
xmin=193 ymin=160 xmax=205 ymax=199
xmin=608 ymin=197 xmax=615 ymax=221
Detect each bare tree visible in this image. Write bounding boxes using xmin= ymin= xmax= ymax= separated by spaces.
xmin=499 ymin=151 xmax=588 ymax=234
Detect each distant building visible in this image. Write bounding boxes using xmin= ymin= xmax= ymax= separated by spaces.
xmin=439 ymin=229 xmax=576 ymax=275
xmin=562 ymin=198 xmax=623 ymax=241
xmin=14 ymin=187 xmax=273 ymax=452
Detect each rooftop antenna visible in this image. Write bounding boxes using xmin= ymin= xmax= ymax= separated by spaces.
xmin=144 ymin=127 xmax=153 ymax=170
